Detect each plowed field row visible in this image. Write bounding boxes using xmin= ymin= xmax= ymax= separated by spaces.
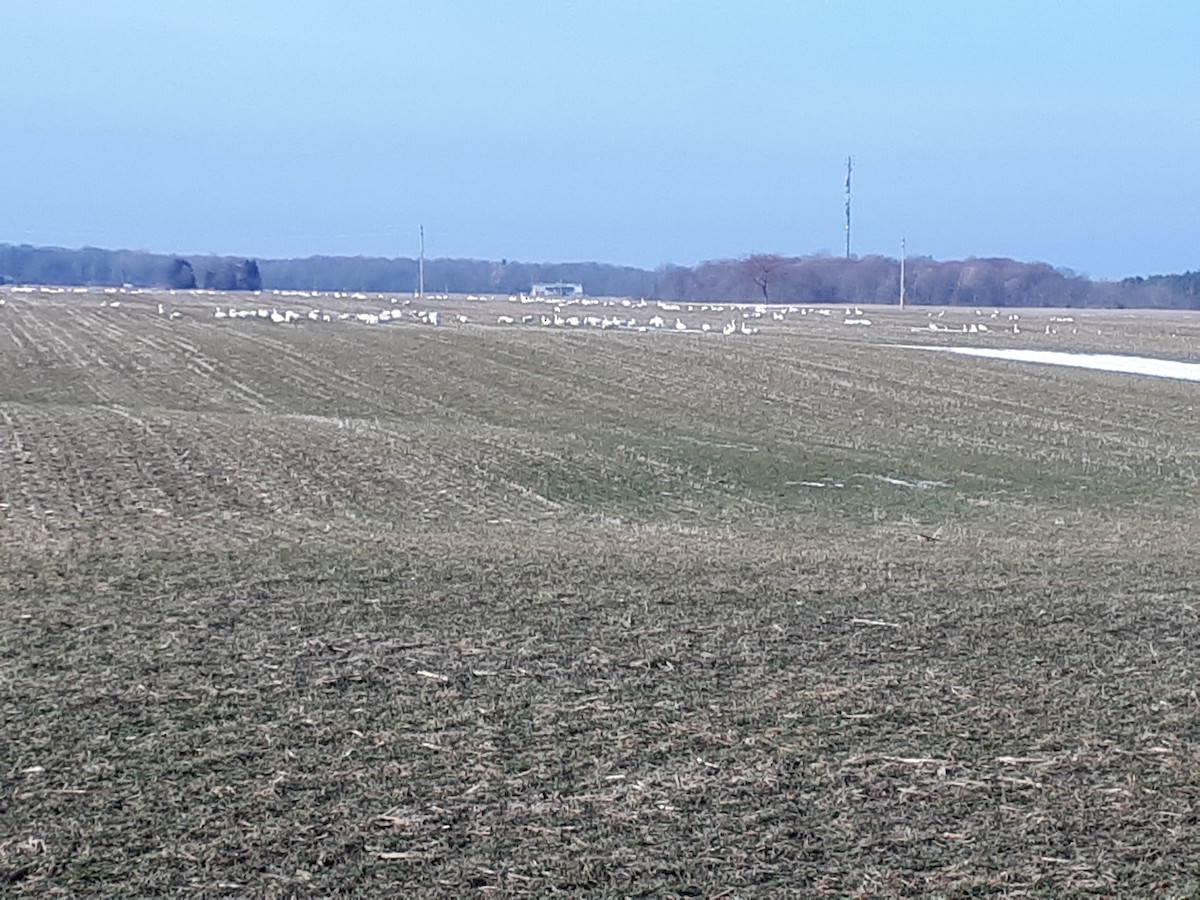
xmin=3 ymin=290 xmax=1200 ymax=895
xmin=2 ymin=295 xmax=1197 ymax=548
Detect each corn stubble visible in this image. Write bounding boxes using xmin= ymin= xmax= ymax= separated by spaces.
xmin=2 ymin=291 xmax=1198 ymax=895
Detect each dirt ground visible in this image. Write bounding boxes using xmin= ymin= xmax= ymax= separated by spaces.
xmin=2 ymin=287 xmax=1198 ymax=895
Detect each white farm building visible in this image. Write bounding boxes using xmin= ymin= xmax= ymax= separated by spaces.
xmin=531 ymin=282 xmax=584 ymax=298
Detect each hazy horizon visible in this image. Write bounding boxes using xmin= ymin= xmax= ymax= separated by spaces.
xmin=0 ymin=240 xmax=1168 ymax=285
xmin=5 ymin=2 xmax=1198 ymax=280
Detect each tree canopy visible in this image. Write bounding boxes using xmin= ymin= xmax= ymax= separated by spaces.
xmin=0 ymin=243 xmax=1196 ymax=309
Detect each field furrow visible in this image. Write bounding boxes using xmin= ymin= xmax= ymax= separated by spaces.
xmin=3 ymin=291 xmax=1199 ymax=896
xmin=18 ymin=305 xmax=119 ymax=405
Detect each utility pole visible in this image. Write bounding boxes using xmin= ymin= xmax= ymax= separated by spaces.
xmin=899 ymin=237 xmax=906 ymax=309
xmin=844 ymin=156 xmax=852 ymax=259
xmin=418 ymin=225 xmax=425 ymax=298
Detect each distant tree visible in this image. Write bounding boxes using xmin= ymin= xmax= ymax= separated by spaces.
xmin=784 ymin=258 xmax=841 ymax=304
xmin=235 ymin=259 xmax=262 ymax=291
xmin=488 ymin=261 xmax=506 ymax=288
xmin=203 ymin=265 xmax=237 ymax=291
xmin=167 ymin=258 xmax=196 ymax=289
xmin=740 ymin=254 xmax=784 ymax=302
xmin=4 ymin=241 xmax=1200 ymax=309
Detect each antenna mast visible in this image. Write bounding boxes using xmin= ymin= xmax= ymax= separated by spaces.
xmin=844 ymin=156 xmax=853 ymax=259
xmin=899 ymin=237 xmax=906 ymax=309
xmin=418 ymin=225 xmax=425 ymax=298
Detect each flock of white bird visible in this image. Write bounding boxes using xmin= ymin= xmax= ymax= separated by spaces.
xmin=915 ymin=308 xmax=1079 ymax=336
xmin=491 ymin=308 xmax=766 ymax=335
xmin=204 ymin=303 xmax=469 ymax=327
xmin=1 ymin=284 xmax=1090 ymax=340
xmin=1 ymin=288 xmax=852 ymax=336
xmin=155 ymin=292 xmax=833 ymax=335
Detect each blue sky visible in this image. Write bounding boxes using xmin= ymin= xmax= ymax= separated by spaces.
xmin=4 ymin=1 xmax=1198 ymax=278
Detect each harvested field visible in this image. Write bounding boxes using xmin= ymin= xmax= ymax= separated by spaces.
xmin=2 ymin=288 xmax=1199 ymax=895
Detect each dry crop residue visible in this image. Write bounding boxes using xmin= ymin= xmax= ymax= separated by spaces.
xmin=2 ymin=290 xmax=1199 ymax=895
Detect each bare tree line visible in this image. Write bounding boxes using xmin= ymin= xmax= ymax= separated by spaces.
xmin=1 ymin=243 xmax=1196 ymax=309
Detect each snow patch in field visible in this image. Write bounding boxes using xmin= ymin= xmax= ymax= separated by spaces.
xmin=908 ymin=346 xmax=1200 ymax=382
